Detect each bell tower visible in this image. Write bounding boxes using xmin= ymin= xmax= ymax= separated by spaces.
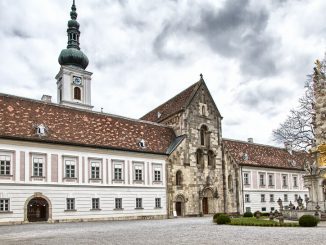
xmin=55 ymin=0 xmax=93 ymax=110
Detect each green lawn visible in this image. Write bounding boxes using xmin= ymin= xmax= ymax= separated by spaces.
xmin=230 ymin=217 xmax=298 ymax=227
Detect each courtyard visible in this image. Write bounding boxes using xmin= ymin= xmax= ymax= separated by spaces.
xmin=0 ymin=217 xmax=325 ymax=245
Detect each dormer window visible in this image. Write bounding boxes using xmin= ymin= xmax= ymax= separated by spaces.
xmin=157 ymin=112 xmax=161 ymax=119
xmin=242 ymin=153 xmax=249 ymax=161
xmin=36 ymin=124 xmax=46 ymax=136
xmin=138 ymin=139 xmax=146 ymax=148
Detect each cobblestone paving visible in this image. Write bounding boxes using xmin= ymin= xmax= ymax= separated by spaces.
xmin=0 ymin=217 xmax=325 ymax=245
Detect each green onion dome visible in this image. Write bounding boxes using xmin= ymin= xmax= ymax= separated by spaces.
xmin=58 ymin=0 xmax=89 ymax=70
xmin=58 ymin=48 xmax=89 ymax=70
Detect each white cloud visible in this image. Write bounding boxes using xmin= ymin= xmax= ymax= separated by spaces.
xmin=0 ymin=0 xmax=325 ymax=146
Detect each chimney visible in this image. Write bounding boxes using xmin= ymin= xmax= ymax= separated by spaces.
xmin=284 ymin=142 xmax=293 ymax=155
xmin=247 ymin=138 xmax=253 ymax=143
xmin=41 ymin=95 xmax=52 ymax=103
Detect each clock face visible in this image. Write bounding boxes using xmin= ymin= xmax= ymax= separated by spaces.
xmin=73 ymin=76 xmax=82 ymax=85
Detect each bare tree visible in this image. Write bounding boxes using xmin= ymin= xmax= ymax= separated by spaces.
xmin=272 ymin=57 xmax=325 ymax=151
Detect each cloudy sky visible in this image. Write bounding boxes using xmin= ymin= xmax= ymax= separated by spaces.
xmin=0 ymin=0 xmax=325 ymax=146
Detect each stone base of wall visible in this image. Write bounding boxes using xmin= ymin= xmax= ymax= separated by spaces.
xmin=0 ymin=215 xmax=167 ymax=226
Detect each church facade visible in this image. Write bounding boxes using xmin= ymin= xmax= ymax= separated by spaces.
xmin=0 ymin=2 xmax=311 ymax=224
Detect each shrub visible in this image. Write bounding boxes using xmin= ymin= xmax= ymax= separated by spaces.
xmin=243 ymin=212 xmax=253 ymax=217
xmin=216 ymin=214 xmax=231 ymax=225
xmin=299 ymin=215 xmax=318 ymax=227
xmin=213 ymin=213 xmax=224 ymax=222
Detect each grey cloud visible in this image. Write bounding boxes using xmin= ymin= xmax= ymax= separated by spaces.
xmin=153 ymin=23 xmax=185 ymax=61
xmin=236 ymin=86 xmax=290 ymax=113
xmin=152 ymin=0 xmax=278 ymax=77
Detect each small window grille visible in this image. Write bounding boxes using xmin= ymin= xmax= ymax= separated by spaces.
xmin=138 ymin=139 xmax=146 ymax=148
xmin=36 ymin=124 xmax=46 ymax=136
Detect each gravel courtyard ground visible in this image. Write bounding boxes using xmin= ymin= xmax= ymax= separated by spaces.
xmin=0 ymin=217 xmax=325 ymax=245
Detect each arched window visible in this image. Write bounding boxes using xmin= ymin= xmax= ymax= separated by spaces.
xmin=196 ymin=149 xmax=204 ymax=167
xmin=228 ymin=175 xmax=233 ymax=191
xmin=208 ymin=150 xmax=215 ymax=167
xmin=200 ymin=125 xmax=208 ymax=146
xmin=176 ymin=170 xmax=182 ymax=186
xmin=202 ymin=105 xmax=206 ymax=116
xmin=74 ymin=87 xmax=81 ymax=100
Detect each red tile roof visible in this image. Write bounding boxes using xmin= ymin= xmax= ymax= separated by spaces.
xmin=223 ymin=138 xmax=313 ymax=170
xmin=140 ymin=81 xmax=201 ymax=122
xmin=0 ymin=94 xmax=176 ymax=154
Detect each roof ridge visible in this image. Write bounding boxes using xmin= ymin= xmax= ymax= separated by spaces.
xmin=222 ymin=137 xmax=307 ymax=154
xmin=140 ymin=80 xmax=201 ymax=121
xmin=0 ymin=93 xmax=173 ymax=130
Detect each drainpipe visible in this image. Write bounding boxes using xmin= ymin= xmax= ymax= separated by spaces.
xmin=240 ymin=166 xmax=244 ymax=214
xmin=222 ymin=143 xmax=227 ymax=213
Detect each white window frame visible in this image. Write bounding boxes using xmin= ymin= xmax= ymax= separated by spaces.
xmin=0 ymin=198 xmax=10 ymax=212
xmin=112 ymin=160 xmax=124 ymax=181
xmin=245 ymin=194 xmax=250 ymax=203
xmin=136 ymin=198 xmax=142 ymax=209
xmin=293 ymin=175 xmax=298 ymax=187
xmin=261 ymin=194 xmax=265 ymax=202
xmin=91 ymin=161 xmax=101 ymax=179
xmin=259 ymin=173 xmax=266 ymax=186
xmin=0 ymin=154 xmax=11 ymax=176
xmin=66 ymin=198 xmax=75 ymax=210
xmin=282 ymin=174 xmax=288 ymax=187
xmin=153 ymin=164 xmax=162 ymax=182
xmin=32 ymin=156 xmax=45 ymax=177
xmin=92 ymin=198 xmax=100 ymax=210
xmin=65 ymin=158 xmax=76 ymax=179
xmin=155 ymin=198 xmax=161 ymax=208
xmin=284 ymin=194 xmax=288 ymax=202
xmin=243 ymin=172 xmax=250 ymax=185
xmin=268 ymin=173 xmax=274 ymax=186
xmin=270 ymin=194 xmax=274 ymax=202
xmin=133 ymin=162 xmax=144 ymax=182
xmin=115 ymin=198 xmax=122 ymax=209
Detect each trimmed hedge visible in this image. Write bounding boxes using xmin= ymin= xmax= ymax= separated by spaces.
xmin=243 ymin=212 xmax=253 ymax=217
xmin=230 ymin=217 xmax=298 ymax=227
xmin=299 ymin=215 xmax=319 ymax=227
xmin=213 ymin=213 xmax=224 ymax=222
xmin=216 ymin=214 xmax=231 ymax=225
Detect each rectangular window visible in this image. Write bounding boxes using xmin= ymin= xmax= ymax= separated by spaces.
xmin=113 ymin=162 xmax=123 ymax=181
xmin=33 ymin=157 xmax=44 ymax=177
xmin=155 ymin=198 xmax=161 ymax=208
xmin=268 ymin=174 xmax=274 ymax=186
xmin=293 ymin=176 xmax=298 ymax=187
xmin=259 ymin=173 xmax=265 ymax=186
xmin=243 ymin=172 xmax=250 ymax=185
xmin=282 ymin=175 xmax=288 ymax=187
xmin=0 ymin=199 xmax=10 ymax=212
xmin=92 ymin=198 xmax=100 ymax=209
xmin=154 ymin=169 xmax=161 ymax=182
xmin=91 ymin=162 xmax=100 ymax=179
xmin=284 ymin=194 xmax=288 ymax=202
xmin=270 ymin=194 xmax=274 ymax=202
xmin=136 ymin=198 xmax=142 ymax=209
xmin=271 ymin=207 xmax=275 ymax=211
xmin=115 ymin=198 xmax=122 ymax=209
xmin=245 ymin=194 xmax=250 ymax=203
xmin=65 ymin=160 xmax=76 ymax=178
xmin=66 ymin=198 xmax=75 ymax=210
xmin=245 ymin=207 xmax=251 ymax=213
xmin=261 ymin=194 xmax=265 ymax=202
xmin=0 ymin=155 xmax=11 ymax=175
xmin=135 ymin=165 xmax=143 ymax=181
xmin=262 ymin=207 xmax=266 ymax=212
xmin=294 ymin=194 xmax=298 ymax=201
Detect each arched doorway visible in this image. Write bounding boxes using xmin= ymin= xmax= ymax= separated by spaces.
xmin=24 ymin=193 xmax=52 ymax=222
xmin=27 ymin=197 xmax=49 ymax=222
xmin=175 ymin=195 xmax=185 ymax=217
xmin=202 ymin=188 xmax=214 ymax=215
